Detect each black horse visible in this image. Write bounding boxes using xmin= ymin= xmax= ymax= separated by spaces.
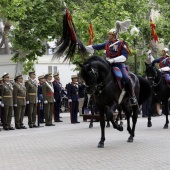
xmin=145 ymin=63 xmax=170 ymax=129
xmin=80 ymin=55 xmax=151 ymax=148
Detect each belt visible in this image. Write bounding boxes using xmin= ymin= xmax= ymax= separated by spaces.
xmin=17 ymin=96 xmax=25 ymax=99
xmin=28 ymin=93 xmax=36 ymax=95
xmin=46 ymin=92 xmax=54 ymax=96
xmin=3 ymin=96 xmax=12 ymax=98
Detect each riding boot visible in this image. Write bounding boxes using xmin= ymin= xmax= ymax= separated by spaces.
xmin=125 ymin=79 xmax=137 ymax=105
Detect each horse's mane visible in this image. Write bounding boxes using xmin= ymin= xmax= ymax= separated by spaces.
xmin=84 ymin=55 xmax=109 ymax=67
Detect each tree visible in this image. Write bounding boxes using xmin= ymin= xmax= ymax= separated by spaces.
xmin=0 ymin=0 xmax=64 ymax=74
xmin=64 ymin=0 xmax=151 ymax=74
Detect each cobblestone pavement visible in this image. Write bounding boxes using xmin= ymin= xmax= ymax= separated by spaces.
xmin=0 ymin=113 xmax=170 ymax=170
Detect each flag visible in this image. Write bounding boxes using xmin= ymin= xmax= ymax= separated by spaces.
xmin=88 ymin=22 xmax=94 ymax=45
xmin=150 ymin=19 xmax=158 ymax=43
xmin=66 ymin=9 xmax=77 ymax=42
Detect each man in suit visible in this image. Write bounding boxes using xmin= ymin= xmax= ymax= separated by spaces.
xmin=38 ymin=75 xmax=45 ymax=123
xmin=25 ymin=71 xmax=38 ymax=128
xmin=78 ymin=79 xmax=86 ymax=116
xmin=67 ymin=75 xmax=80 ymax=124
xmin=42 ymin=73 xmax=55 ymax=126
xmin=53 ymin=72 xmax=62 ymax=122
xmin=13 ymin=74 xmax=27 ymax=129
xmin=1 ymin=73 xmax=15 ymax=130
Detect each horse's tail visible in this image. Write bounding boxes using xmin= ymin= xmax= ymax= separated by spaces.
xmin=138 ymin=76 xmax=152 ymax=105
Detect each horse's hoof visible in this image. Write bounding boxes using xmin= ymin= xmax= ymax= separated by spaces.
xmin=163 ymin=124 xmax=168 ymax=129
xmin=89 ymin=124 xmax=93 ymax=128
xmin=118 ymin=125 xmax=123 ymax=131
xmin=97 ymin=142 xmax=104 ymax=148
xmin=106 ymin=124 xmax=110 ymax=128
xmin=127 ymin=136 xmax=133 ymax=143
xmin=147 ymin=122 xmax=152 ymax=127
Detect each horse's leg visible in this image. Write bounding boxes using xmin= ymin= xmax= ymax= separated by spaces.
xmin=97 ymin=106 xmax=105 ymax=148
xmin=147 ymin=97 xmax=152 ymax=127
xmin=107 ymin=104 xmax=123 ymax=131
xmin=89 ymin=105 xmax=94 ymax=128
xmin=105 ymin=107 xmax=110 ymax=128
xmin=118 ymin=107 xmax=123 ymax=126
xmin=163 ymin=99 xmax=169 ymax=129
xmin=127 ymin=105 xmax=138 ymax=142
xmin=106 ymin=113 xmax=110 ymax=128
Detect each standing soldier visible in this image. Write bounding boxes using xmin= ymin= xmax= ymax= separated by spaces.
xmin=38 ymin=75 xmax=45 ymax=123
xmin=1 ymin=73 xmax=15 ymax=130
xmin=53 ymin=72 xmax=62 ymax=122
xmin=13 ymin=74 xmax=27 ymax=129
xmin=25 ymin=71 xmax=38 ymax=128
xmin=0 ymin=78 xmax=3 ymax=127
xmin=67 ymin=75 xmax=80 ymax=124
xmin=42 ymin=73 xmax=55 ymax=126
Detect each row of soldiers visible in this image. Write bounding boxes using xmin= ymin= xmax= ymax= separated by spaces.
xmin=0 ymin=71 xmax=62 ymax=130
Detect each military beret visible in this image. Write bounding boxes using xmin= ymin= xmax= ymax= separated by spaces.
xmin=2 ymin=72 xmax=9 ymax=78
xmin=14 ymin=74 xmax=22 ymax=81
xmin=44 ymin=73 xmax=52 ymax=78
xmin=71 ymin=75 xmax=78 ymax=79
xmin=28 ymin=70 xmax=36 ymax=75
xmin=53 ymin=72 xmax=59 ymax=77
xmin=38 ymin=75 xmax=45 ymax=80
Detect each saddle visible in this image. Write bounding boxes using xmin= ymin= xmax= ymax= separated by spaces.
xmin=113 ymin=66 xmax=130 ymax=90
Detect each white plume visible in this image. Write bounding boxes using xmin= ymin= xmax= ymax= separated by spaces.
xmin=115 ymin=20 xmax=131 ymax=35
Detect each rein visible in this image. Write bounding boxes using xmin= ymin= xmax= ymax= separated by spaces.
xmin=148 ymin=68 xmax=162 ymax=87
xmin=85 ymin=66 xmax=112 ymax=95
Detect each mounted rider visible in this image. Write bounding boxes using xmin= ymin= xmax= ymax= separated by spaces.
xmin=152 ymin=47 xmax=170 ymax=82
xmin=152 ymin=48 xmax=170 ymax=70
xmin=85 ymin=20 xmax=137 ymax=105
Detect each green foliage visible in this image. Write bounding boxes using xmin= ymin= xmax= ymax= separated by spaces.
xmin=1 ymin=0 xmax=63 ymax=73
xmin=1 ymin=0 xmax=168 ymax=75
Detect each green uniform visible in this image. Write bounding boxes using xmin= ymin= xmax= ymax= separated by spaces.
xmin=1 ymin=82 xmax=13 ymax=129
xmin=42 ymin=81 xmax=54 ymax=125
xmin=25 ymin=79 xmax=38 ymax=127
xmin=13 ymin=83 xmax=26 ymax=128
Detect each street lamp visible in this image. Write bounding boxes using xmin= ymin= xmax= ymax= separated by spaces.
xmin=130 ymin=26 xmax=139 ymax=74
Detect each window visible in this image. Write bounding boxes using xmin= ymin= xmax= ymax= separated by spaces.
xmin=53 ymin=66 xmax=58 ymax=73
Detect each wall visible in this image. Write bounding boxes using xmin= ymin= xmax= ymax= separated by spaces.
xmin=0 ymin=54 xmax=78 ymax=87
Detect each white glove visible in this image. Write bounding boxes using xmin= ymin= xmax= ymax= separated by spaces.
xmin=14 ymin=104 xmax=17 ymax=107
xmin=85 ymin=45 xmax=94 ymax=54
xmin=1 ymin=103 xmax=4 ymax=107
xmin=108 ymin=55 xmax=126 ymax=64
xmin=26 ymin=101 xmax=29 ymax=104
xmin=108 ymin=58 xmax=115 ymax=63
xmin=44 ymin=100 xmax=48 ymax=104
xmin=68 ymin=99 xmax=72 ymax=102
xmin=36 ymin=100 xmax=39 ymax=103
xmin=38 ymin=100 xmax=41 ymax=103
xmin=54 ymin=99 xmax=56 ymax=102
xmin=159 ymin=67 xmax=170 ymax=72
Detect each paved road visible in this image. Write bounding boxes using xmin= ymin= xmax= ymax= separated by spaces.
xmin=0 ymin=113 xmax=170 ymax=170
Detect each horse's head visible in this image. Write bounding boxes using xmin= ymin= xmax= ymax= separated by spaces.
xmin=145 ymin=62 xmax=159 ymax=86
xmin=79 ymin=56 xmax=110 ymax=94
xmin=79 ymin=63 xmax=99 ymax=94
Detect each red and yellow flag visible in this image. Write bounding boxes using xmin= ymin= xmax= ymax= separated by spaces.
xmin=150 ymin=19 xmax=158 ymax=43
xmin=88 ymin=22 xmax=94 ymax=45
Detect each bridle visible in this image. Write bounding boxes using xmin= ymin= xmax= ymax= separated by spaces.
xmin=85 ymin=65 xmax=112 ymax=95
xmin=147 ymin=66 xmax=162 ymax=87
